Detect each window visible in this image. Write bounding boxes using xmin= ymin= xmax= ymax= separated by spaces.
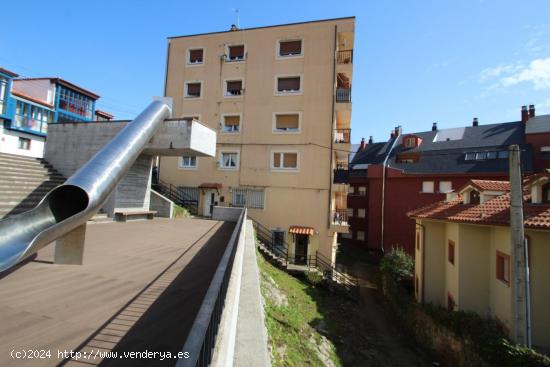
xmin=185 ymin=82 xmax=201 ymax=98
xmin=272 ymin=152 xmax=298 ymax=170
xmin=227 ymin=45 xmax=245 ymax=61
xmin=448 ymin=240 xmax=455 ymax=265
xmin=358 ymin=209 xmax=366 ymax=218
xmin=543 ymin=184 xmax=550 ymax=203
xmin=347 ymin=208 xmax=354 ymax=217
xmin=447 ymin=293 xmax=456 ymax=311
xmin=464 ymin=152 xmax=476 ymax=161
xmin=272 ymin=230 xmax=285 ymax=250
xmin=340 ymin=232 xmax=352 ymax=239
xmin=356 ymin=231 xmax=365 ymax=241
xmin=404 ymin=137 xmax=416 ymax=148
xmin=486 ymin=151 xmax=498 ymax=159
xmin=541 ymin=146 xmax=550 ymax=160
xmin=416 ymin=232 xmax=420 ymax=251
xmin=220 ymin=152 xmax=239 ymax=169
xmin=232 ymin=187 xmax=264 ymax=209
xmin=278 ymin=39 xmax=302 ymax=57
xmin=225 ymin=80 xmax=243 ymax=97
xmin=470 ymin=190 xmax=480 ymax=204
xmin=475 ymin=152 xmax=487 ymax=160
xmin=188 ymin=48 xmax=204 ymax=64
xmin=498 ymin=150 xmax=509 ymax=159
xmin=222 ymin=115 xmax=240 ymax=133
xmin=358 ymin=186 xmax=367 ymax=196
xmin=179 ymin=156 xmax=197 ymax=169
xmin=422 ymin=181 xmax=435 ymax=193
xmin=0 ymin=76 xmax=7 ymax=115
xmin=439 ymin=181 xmax=452 ymax=193
xmin=274 ymin=113 xmax=300 ymax=132
xmin=18 ymin=137 xmax=31 ymax=150
xmin=349 ymin=186 xmax=355 ymax=195
xmin=177 ymin=186 xmax=199 ymax=201
xmin=276 ymin=76 xmax=301 ymax=94
xmin=496 ymin=251 xmax=510 ymax=285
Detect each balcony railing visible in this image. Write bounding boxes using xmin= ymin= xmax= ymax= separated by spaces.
xmin=337 ymin=49 xmax=353 ymax=64
xmin=336 ymin=88 xmax=351 ymax=103
xmin=333 ymin=169 xmax=349 ymax=184
xmin=334 ymin=128 xmax=351 ymax=144
xmin=331 ymin=209 xmax=348 ymax=226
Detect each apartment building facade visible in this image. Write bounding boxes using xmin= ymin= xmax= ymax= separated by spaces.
xmin=160 ymin=17 xmax=355 ymax=264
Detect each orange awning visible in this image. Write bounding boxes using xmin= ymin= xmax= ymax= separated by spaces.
xmin=198 ymin=183 xmax=223 ymax=189
xmin=288 ymin=226 xmax=315 ymax=236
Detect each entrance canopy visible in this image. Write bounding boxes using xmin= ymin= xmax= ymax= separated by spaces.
xmin=289 ymin=226 xmax=315 ymax=236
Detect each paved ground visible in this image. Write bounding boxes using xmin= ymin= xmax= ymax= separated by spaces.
xmin=0 ymin=218 xmax=234 ymax=367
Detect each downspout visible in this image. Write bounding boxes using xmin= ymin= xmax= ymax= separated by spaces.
xmin=525 ymin=237 xmax=532 ymax=347
xmin=415 ymin=221 xmax=426 ymax=303
xmin=327 ymin=24 xmax=337 ymax=228
xmin=380 ymin=136 xmax=399 ymax=253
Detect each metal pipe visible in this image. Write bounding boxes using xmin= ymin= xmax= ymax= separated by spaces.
xmin=0 ymin=100 xmax=171 ymax=272
xmin=380 ymin=135 xmax=400 ymax=253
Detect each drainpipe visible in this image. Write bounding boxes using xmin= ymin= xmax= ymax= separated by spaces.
xmin=415 ymin=222 xmax=426 ymax=303
xmin=380 ymin=134 xmax=400 ymax=253
xmin=327 ymin=24 xmax=337 ymax=228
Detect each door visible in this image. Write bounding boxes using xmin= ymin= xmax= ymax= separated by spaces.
xmin=294 ymin=234 xmax=309 ymax=265
xmin=202 ymin=190 xmax=218 ymax=216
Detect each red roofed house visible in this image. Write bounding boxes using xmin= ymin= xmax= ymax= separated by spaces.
xmin=409 ymin=175 xmax=550 ymax=349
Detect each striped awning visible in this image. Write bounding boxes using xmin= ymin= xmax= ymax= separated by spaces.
xmin=288 ymin=226 xmax=315 ymax=236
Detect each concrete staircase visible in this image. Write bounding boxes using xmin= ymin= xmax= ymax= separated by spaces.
xmin=0 ymin=153 xmax=65 ymax=219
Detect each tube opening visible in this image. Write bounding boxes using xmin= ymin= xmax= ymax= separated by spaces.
xmin=47 ymin=185 xmax=89 ymax=223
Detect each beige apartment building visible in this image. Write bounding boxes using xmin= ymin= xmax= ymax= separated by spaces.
xmin=160 ymin=17 xmax=355 ymax=264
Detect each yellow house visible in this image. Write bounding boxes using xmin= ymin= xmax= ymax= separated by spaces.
xmin=409 ymin=175 xmax=550 ymax=349
xmin=159 ymin=17 xmax=355 ymax=264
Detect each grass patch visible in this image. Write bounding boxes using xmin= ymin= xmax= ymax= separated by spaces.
xmin=258 ymin=252 xmax=375 ymax=366
xmin=172 ymin=204 xmax=190 ymax=218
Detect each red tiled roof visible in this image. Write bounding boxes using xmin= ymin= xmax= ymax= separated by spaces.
xmin=11 ymin=90 xmax=54 ymax=108
xmin=408 ymin=193 xmax=550 ymax=230
xmin=288 ymin=226 xmax=315 ymax=235
xmin=0 ymin=67 xmax=18 ymax=77
xmin=198 ymin=183 xmax=222 ymax=189
xmin=468 ymin=180 xmax=510 ymax=192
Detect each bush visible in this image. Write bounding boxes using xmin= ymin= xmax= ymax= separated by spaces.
xmin=172 ymin=204 xmax=190 ymax=218
xmin=305 ymin=271 xmax=323 ymax=286
xmin=380 ymin=246 xmax=414 ymax=283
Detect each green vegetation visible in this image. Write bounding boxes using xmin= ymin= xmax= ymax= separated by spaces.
xmin=379 ymin=248 xmax=550 ymax=367
xmin=172 ymin=204 xmax=190 ymax=218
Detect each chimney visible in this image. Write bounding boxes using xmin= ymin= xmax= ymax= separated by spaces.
xmin=394 ymin=125 xmax=402 ymax=137
xmin=473 ymin=117 xmax=479 ymax=127
xmin=360 ymin=137 xmax=366 ymax=150
xmin=230 ymin=24 xmax=238 ymax=31
xmin=529 ymin=104 xmax=535 ymax=118
xmin=368 ymin=136 xmax=373 ymax=144
xmin=390 ymin=130 xmax=395 ymax=139
xmin=432 ymin=122 xmax=438 ymax=131
xmin=521 ymin=105 xmax=529 ymax=123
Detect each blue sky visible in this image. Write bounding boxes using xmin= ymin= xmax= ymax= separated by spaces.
xmin=1 ymin=0 xmax=549 ymax=143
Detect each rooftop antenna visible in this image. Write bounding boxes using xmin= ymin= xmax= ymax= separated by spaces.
xmin=232 ymin=8 xmax=240 ymax=28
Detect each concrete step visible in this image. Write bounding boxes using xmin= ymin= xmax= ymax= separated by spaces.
xmin=0 ymin=152 xmax=45 ymax=163
xmin=0 ymin=180 xmax=64 ymax=188
xmin=0 ymin=186 xmax=56 ymax=194
xmin=0 ymin=163 xmax=59 ymax=175
xmin=0 ymin=172 xmax=64 ymax=181
xmin=0 ymin=192 xmax=49 ymax=202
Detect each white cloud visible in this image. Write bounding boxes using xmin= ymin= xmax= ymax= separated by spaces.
xmin=500 ymin=58 xmax=550 ymax=89
xmin=479 ymin=63 xmax=522 ymax=82
xmin=537 ymin=98 xmax=550 ymax=114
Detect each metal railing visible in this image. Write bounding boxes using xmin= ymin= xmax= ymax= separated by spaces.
xmin=334 ymin=128 xmax=351 ymax=144
xmin=177 ymin=208 xmax=246 ymax=367
xmin=336 ymin=88 xmax=352 ymax=103
xmin=331 ymin=209 xmax=349 ymax=225
xmin=311 ymin=251 xmax=358 ymax=299
xmin=337 ymin=49 xmax=353 ymax=64
xmin=252 ymin=219 xmax=289 ymax=265
xmin=333 ymin=169 xmax=349 ymax=184
xmin=152 ymin=179 xmax=198 ymax=215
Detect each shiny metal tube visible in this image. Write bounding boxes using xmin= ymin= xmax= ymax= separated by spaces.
xmin=0 ymin=100 xmax=171 ymax=272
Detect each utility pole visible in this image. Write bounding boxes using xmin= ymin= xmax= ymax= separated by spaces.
xmin=509 ymin=144 xmax=530 ymax=347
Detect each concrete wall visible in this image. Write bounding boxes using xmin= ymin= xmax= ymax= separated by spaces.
xmin=416 ymin=220 xmax=446 ymax=305
xmin=161 ymin=18 xmax=355 ymax=264
xmin=0 ymin=126 xmax=45 ymax=158
xmin=212 ymin=206 xmax=244 ymax=222
xmin=489 ymin=226 xmax=512 ymax=332
xmin=150 ymin=190 xmax=174 ymax=218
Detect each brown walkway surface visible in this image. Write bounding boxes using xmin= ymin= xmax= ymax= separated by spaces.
xmin=0 ymin=218 xmax=234 ymax=367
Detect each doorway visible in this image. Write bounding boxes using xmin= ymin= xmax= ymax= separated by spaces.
xmin=203 ymin=189 xmax=218 ymax=217
xmin=294 ymin=234 xmax=309 ymax=265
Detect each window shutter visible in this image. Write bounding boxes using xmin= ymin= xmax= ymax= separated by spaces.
xmin=189 ymin=49 xmax=203 ymax=62
xmin=283 ymin=153 xmax=297 ymax=168
xmin=276 ymin=114 xmax=299 ymax=129
xmin=280 ymin=40 xmax=302 ymax=55
xmin=277 ymin=77 xmax=300 ymax=91
xmin=273 ymin=153 xmax=281 ymax=167
xmin=229 ymin=45 xmax=244 ymax=58
xmin=187 ymin=83 xmax=201 ymax=95
xmin=224 ymin=115 xmax=240 ymax=126
xmin=227 ymin=81 xmax=242 ymax=92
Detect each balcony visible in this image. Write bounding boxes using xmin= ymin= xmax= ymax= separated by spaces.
xmin=334 ymin=128 xmax=351 ymax=144
xmin=337 ymin=49 xmax=353 ymax=64
xmin=333 ymin=168 xmax=349 ymax=184
xmin=336 ymin=88 xmax=351 ymax=103
xmin=331 ymin=208 xmax=349 ymax=233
